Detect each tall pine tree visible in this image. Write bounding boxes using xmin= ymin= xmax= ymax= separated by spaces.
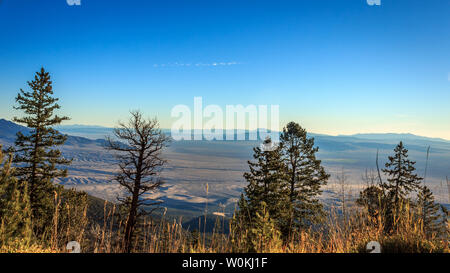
xmin=280 ymin=122 xmax=329 ymax=236
xmin=12 ymin=67 xmax=71 ymax=235
xmin=381 ymin=141 xmax=422 ymax=232
xmin=239 ymin=138 xmax=289 ymax=233
xmin=382 ymin=141 xmax=422 ymax=206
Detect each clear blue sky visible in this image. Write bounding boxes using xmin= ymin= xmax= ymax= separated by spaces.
xmin=0 ymin=0 xmax=449 ymax=138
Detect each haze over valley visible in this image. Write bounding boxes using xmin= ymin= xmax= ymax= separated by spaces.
xmin=1 ymin=119 xmax=448 ymax=219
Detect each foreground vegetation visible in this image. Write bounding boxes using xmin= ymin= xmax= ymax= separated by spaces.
xmin=0 ymin=188 xmax=448 ymax=253
xmin=0 ymin=68 xmax=448 ymax=253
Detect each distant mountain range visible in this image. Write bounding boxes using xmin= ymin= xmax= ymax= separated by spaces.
xmin=53 ymin=122 xmax=450 ymax=143
xmin=338 ymin=133 xmax=450 ymax=144
xmin=0 ymin=119 xmax=108 ymax=147
xmin=3 ymin=117 xmax=450 ymax=176
xmin=1 ymin=118 xmax=449 ymax=218
xmin=2 ymin=118 xmax=450 ymax=178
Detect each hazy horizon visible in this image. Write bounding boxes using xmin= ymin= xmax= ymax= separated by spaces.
xmin=2 ymin=118 xmax=450 ymax=142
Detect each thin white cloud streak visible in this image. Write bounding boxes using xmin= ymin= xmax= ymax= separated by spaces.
xmin=153 ymin=62 xmax=242 ymax=68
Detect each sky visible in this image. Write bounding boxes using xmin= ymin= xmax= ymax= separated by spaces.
xmin=0 ymin=0 xmax=449 ymax=139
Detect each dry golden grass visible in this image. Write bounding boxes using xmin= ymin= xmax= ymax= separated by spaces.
xmin=2 ymin=198 xmax=448 ymax=253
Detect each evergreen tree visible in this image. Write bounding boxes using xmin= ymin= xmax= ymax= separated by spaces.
xmin=12 ymin=67 xmax=71 ymax=235
xmin=438 ymin=205 xmax=449 ymax=239
xmin=0 ymin=147 xmax=33 ymax=249
xmin=247 ymin=201 xmax=282 ymax=253
xmin=280 ymin=122 xmax=329 ymax=235
xmin=234 ymin=193 xmax=251 ymax=228
xmin=230 ymin=194 xmax=251 ymax=252
xmin=381 ymin=141 xmax=423 ymax=232
xmin=239 ymin=138 xmax=289 ymax=232
xmin=382 ymin=141 xmax=422 ymax=207
xmin=417 ymin=186 xmax=445 ymax=238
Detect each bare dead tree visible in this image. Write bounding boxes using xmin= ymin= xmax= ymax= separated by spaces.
xmin=423 ymin=146 xmax=430 ymax=187
xmin=336 ymin=167 xmax=349 ymax=223
xmin=106 ymin=110 xmax=170 ymax=253
xmin=362 ymin=169 xmax=378 ymax=188
xmin=376 ymin=149 xmax=383 ymax=186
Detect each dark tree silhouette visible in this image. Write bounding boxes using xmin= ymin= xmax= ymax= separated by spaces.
xmin=106 ymin=111 xmax=170 ymax=253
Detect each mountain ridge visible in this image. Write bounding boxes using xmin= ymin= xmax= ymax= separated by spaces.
xmin=9 ymin=119 xmax=446 ymax=143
